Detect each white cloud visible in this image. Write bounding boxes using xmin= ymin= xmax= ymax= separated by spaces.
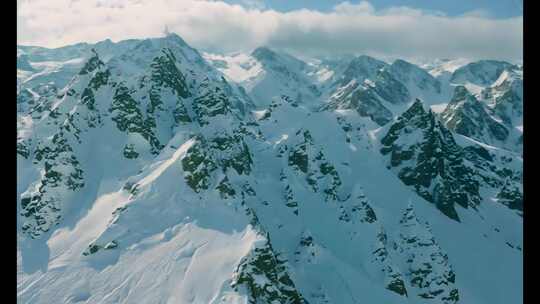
xmin=17 ymin=0 xmax=522 ymax=61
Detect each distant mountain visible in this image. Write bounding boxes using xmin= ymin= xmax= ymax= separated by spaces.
xmin=450 ymin=60 xmax=517 ymax=87
xmin=203 ymin=47 xmax=320 ymax=108
xmin=441 ymin=86 xmax=512 ymax=149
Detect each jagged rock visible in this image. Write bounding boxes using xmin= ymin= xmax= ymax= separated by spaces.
xmin=493 ymin=89 xmax=522 ymax=126
xmin=288 ymin=130 xmax=311 ymax=173
xmin=149 ymin=48 xmax=190 ymax=99
xmin=389 ymin=59 xmax=441 ymax=93
xmin=331 ymin=83 xmax=393 ymax=126
xmin=123 ymin=144 xmax=139 ymax=159
xmin=287 ymin=129 xmax=342 ymax=201
xmin=441 ymin=86 xmax=509 ymax=143
xmin=381 ymin=99 xmax=481 ymax=221
xmin=20 ymin=130 xmax=84 ymax=238
xmin=193 ymin=77 xmax=232 ymax=125
xmin=110 ymin=84 xmax=163 ymax=154
xmin=216 ymin=176 xmax=236 ymax=199
xmin=232 ymin=237 xmax=308 ymax=304
xmin=496 ymin=181 xmax=523 ymax=215
xmin=350 ymin=192 xmax=377 ymax=223
xmin=483 ymin=69 xmax=523 ymax=135
xmin=451 ymin=60 xmax=516 ymax=86
xmin=280 ymin=171 xmax=299 ymax=215
xmin=370 ymin=69 xmax=410 ymax=105
xmin=339 ymin=55 xmax=388 ymax=86
xmin=181 ymin=138 xmax=217 ymax=192
xmin=210 ymin=132 xmax=253 ymax=175
xmin=323 ymin=56 xmax=401 ymax=126
xmin=397 ymin=203 xmax=459 ymax=303
xmin=147 ymin=48 xmax=192 ymax=127
xmin=79 ymin=49 xmax=105 ymax=75
xmin=17 ymin=140 xmax=30 ymax=159
xmin=82 ymin=240 xmax=118 ymax=256
xmin=372 ymin=228 xmax=407 ymax=297
xmin=181 ymin=129 xmax=253 ymax=193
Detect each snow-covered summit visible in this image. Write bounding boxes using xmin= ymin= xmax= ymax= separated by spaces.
xmin=450 ymin=60 xmax=518 ymax=87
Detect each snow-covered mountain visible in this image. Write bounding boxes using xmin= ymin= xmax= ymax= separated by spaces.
xmin=441 ymin=61 xmax=523 ymax=152
xmin=18 ymin=35 xmax=522 ymax=304
xmin=203 ymin=47 xmax=321 ymax=108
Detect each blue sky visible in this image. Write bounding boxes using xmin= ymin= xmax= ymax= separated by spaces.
xmin=229 ymin=0 xmax=523 ymax=18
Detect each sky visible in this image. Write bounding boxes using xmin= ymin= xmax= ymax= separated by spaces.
xmin=17 ymin=0 xmax=523 ymax=61
xmin=227 ymin=0 xmax=523 ymax=18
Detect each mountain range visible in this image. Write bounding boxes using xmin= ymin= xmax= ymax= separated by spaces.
xmin=17 ymin=33 xmax=523 ymax=304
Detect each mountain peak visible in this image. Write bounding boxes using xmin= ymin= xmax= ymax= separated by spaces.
xmin=131 ymin=33 xmax=191 ymax=54
xmin=403 ymin=98 xmax=427 ymax=117
xmin=162 ymin=32 xmax=188 ymax=45
xmin=451 ymin=60 xmax=517 ymax=86
xmin=94 ymin=38 xmax=114 ymax=46
xmin=442 ymin=85 xmax=510 ymax=144
xmin=475 ymin=59 xmax=515 ymax=66
xmin=251 ymin=46 xmax=278 ymax=61
xmin=390 ymin=59 xmax=432 ymax=76
xmin=78 ymin=48 xmax=105 ymax=75
xmin=391 ymin=59 xmax=414 ymax=69
xmin=451 ymin=85 xmax=474 ymax=101
xmin=340 ymin=55 xmax=387 ymax=84
xmin=351 ymin=55 xmax=387 ymax=67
